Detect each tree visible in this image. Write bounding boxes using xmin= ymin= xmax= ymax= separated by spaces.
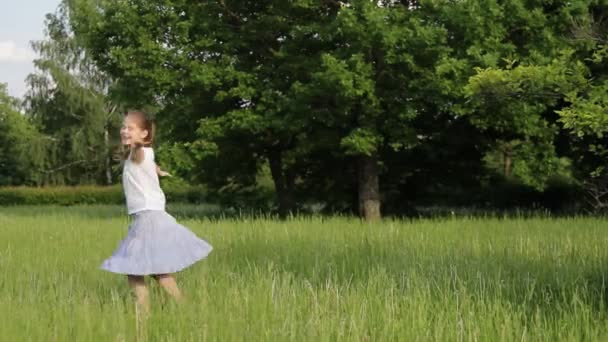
xmin=551 ymin=3 xmax=608 ymax=211
xmin=26 ymin=1 xmax=122 ymax=185
xmin=557 ymin=4 xmax=608 ymax=174
xmin=291 ymin=1 xmax=455 ymax=219
xmin=0 ymin=84 xmax=47 ymax=185
xmin=439 ymin=0 xmax=591 ymax=190
xmin=69 ymin=0 xmax=349 ymax=217
xmin=66 ymin=0 xmax=603 ymax=216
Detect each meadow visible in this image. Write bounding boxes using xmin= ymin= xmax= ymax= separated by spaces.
xmin=1 ymin=205 xmax=608 ymax=341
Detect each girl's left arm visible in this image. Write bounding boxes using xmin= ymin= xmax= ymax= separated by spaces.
xmin=156 ymin=165 xmax=172 ymax=177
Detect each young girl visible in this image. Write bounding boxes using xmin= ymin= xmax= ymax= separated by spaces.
xmin=101 ymin=110 xmax=212 ymax=312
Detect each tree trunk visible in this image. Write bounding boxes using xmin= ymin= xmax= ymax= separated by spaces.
xmin=268 ymin=150 xmax=295 ymax=219
xmin=358 ymin=155 xmax=381 ymax=220
xmin=104 ymin=126 xmax=112 ymax=185
xmin=503 ymin=150 xmax=512 ymax=178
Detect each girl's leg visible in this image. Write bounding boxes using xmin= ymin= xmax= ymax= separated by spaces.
xmin=128 ymin=275 xmax=150 ymax=313
xmin=152 ymin=274 xmax=183 ymax=302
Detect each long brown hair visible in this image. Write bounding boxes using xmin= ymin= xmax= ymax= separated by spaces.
xmin=122 ymin=110 xmax=156 ymax=164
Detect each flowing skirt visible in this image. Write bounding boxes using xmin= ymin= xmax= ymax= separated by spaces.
xmin=101 ymin=210 xmax=213 ymax=275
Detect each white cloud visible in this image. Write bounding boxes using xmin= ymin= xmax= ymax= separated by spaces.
xmin=0 ymin=40 xmax=35 ymax=63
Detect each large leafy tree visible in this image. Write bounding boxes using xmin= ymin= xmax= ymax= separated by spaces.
xmin=437 ymin=0 xmax=591 ymax=190
xmin=290 ymin=1 xmax=452 ymax=219
xmin=69 ymin=0 xmax=347 ymax=216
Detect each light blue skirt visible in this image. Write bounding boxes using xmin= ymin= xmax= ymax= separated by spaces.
xmin=101 ymin=210 xmax=213 ymax=275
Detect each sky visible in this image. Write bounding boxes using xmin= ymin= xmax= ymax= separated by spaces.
xmin=0 ymin=0 xmax=62 ymax=98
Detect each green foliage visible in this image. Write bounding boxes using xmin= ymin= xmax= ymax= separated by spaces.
xmin=458 ymin=54 xmax=587 ymax=190
xmin=482 ymin=140 xmax=575 ymax=191
xmin=0 ymin=84 xmax=47 ymax=185
xmin=559 ymin=79 xmax=608 ymax=138
xmin=0 ymin=186 xmax=124 ymax=205
xmin=340 ymin=128 xmax=383 ymax=156
xmin=549 ymin=9 xmax=608 ymax=179
xmin=0 ymin=184 xmax=208 ymax=206
xmin=9 ymin=0 xmax=599 ymax=213
xmin=25 ymin=1 xmax=122 ymax=185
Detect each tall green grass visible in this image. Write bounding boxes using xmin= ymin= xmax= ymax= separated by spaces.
xmin=1 ymin=205 xmax=608 ymax=341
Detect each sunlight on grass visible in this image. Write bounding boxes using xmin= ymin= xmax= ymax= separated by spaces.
xmin=1 ymin=206 xmax=608 ymax=340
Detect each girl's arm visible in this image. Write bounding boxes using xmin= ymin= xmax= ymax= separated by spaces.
xmin=156 ymin=165 xmax=172 ymax=177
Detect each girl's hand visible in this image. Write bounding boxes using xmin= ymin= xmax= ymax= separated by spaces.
xmin=156 ymin=166 xmax=172 ymax=177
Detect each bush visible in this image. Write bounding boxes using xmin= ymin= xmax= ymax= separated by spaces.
xmin=0 ymin=184 xmax=209 ymax=206
xmin=0 ymin=186 xmax=123 ymax=205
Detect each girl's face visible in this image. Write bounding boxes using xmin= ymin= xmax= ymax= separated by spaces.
xmin=120 ymin=115 xmax=148 ymax=146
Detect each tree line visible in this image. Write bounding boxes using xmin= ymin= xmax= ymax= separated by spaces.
xmin=2 ymin=0 xmax=608 ymax=219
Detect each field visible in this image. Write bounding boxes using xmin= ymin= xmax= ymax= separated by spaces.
xmin=1 ymin=205 xmax=608 ymax=341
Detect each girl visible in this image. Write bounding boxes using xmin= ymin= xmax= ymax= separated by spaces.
xmin=101 ymin=110 xmax=212 ymax=312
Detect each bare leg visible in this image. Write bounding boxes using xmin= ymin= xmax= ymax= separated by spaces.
xmin=128 ymin=275 xmax=150 ymax=314
xmin=152 ymin=274 xmax=183 ymax=302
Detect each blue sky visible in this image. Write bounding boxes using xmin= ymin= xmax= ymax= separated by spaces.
xmin=1 ymin=0 xmax=62 ymax=98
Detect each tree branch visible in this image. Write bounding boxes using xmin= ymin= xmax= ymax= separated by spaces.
xmin=41 ymin=160 xmax=87 ymax=174
xmin=219 ymin=0 xmax=242 ymax=25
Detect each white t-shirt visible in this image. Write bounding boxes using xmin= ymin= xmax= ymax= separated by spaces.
xmin=122 ymin=147 xmax=166 ymax=214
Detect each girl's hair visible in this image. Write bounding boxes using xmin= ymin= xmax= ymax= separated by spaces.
xmin=123 ymin=110 xmax=156 ymax=164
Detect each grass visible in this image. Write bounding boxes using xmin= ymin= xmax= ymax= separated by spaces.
xmin=1 ymin=205 xmax=608 ymax=341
